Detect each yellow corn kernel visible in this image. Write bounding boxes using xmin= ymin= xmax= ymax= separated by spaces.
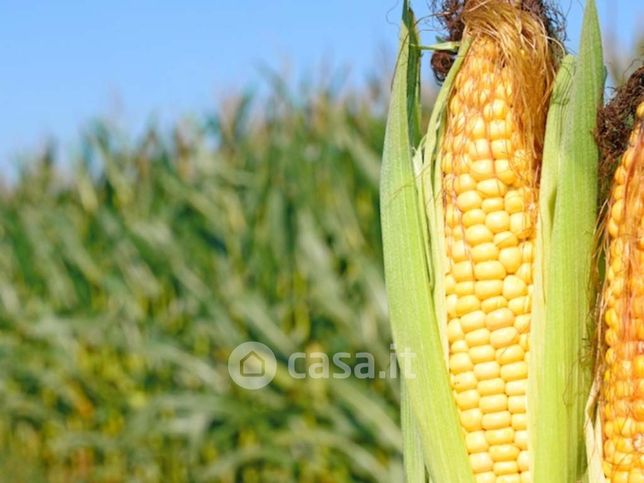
xmin=499 ymin=246 xmax=522 ymax=273
xmin=471 ymin=345 xmax=497 ymax=364
xmin=470 ymin=452 xmax=494 ymax=473
xmin=481 ymin=296 xmax=508 ymax=313
xmin=467 ymin=430 xmax=490 ymax=453
xmin=480 ymin=394 xmax=509 ymax=413
xmin=490 ymin=444 xmax=520 ymax=462
xmin=486 ymin=427 xmax=515 ymax=446
xmin=486 ymin=308 xmax=515 ymax=331
xmin=478 ymin=378 xmax=505 ymax=396
xmin=497 ymin=344 xmax=524 ymax=365
xmin=476 ymin=472 xmax=497 ymax=483
xmin=482 ymin=411 xmax=512 ymax=430
xmin=474 ymin=260 xmax=506 ymax=280
xmin=472 ymin=242 xmax=501 ymax=263
xmin=482 ymin=197 xmax=505 ymax=213
xmin=475 ymin=280 xmax=504 ymax=299
xmin=490 ymin=327 xmax=519 ymax=349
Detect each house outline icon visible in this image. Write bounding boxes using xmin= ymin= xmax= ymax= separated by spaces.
xmin=240 ymin=350 xmax=266 ymax=377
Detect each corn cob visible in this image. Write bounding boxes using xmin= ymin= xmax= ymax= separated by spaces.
xmin=381 ymin=1 xmax=603 ymax=481
xmin=599 ymin=100 xmax=644 ymax=483
xmin=439 ymin=4 xmax=554 ymax=481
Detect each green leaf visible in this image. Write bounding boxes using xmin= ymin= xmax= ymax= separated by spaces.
xmin=530 ymin=52 xmax=576 ymax=479
xmin=401 ymin=381 xmax=425 ymax=483
xmin=534 ymin=54 xmax=576 ymax=273
xmin=380 ymin=2 xmax=473 ymax=481
xmin=417 ymin=41 xmax=460 ymax=52
xmin=532 ymin=1 xmax=604 ymax=481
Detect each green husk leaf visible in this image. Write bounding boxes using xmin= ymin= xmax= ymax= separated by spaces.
xmin=380 ymin=2 xmax=473 ymax=481
xmin=532 ymin=1 xmax=604 ymax=481
xmin=530 ymin=53 xmax=575 ymax=477
xmin=417 ymin=41 xmax=460 ymax=52
xmin=401 ymin=381 xmax=425 ymax=482
xmin=534 ymin=55 xmax=576 ymax=275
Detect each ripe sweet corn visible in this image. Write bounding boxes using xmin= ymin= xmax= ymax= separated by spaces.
xmin=439 ymin=5 xmax=554 ymax=480
xmin=600 ymin=101 xmax=644 ymax=483
xmin=381 ymin=0 xmax=603 ymax=480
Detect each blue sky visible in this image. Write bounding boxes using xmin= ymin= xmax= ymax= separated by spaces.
xmin=1 ymin=1 xmax=642 ymax=167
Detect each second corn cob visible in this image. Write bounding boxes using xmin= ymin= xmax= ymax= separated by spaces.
xmin=595 ymin=69 xmax=644 ymax=483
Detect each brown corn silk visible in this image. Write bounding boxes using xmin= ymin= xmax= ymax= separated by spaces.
xmin=440 ymin=1 xmax=555 ymax=481
xmin=600 ymin=101 xmax=644 ymax=483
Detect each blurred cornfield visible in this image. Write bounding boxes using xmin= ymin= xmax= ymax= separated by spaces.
xmin=0 ymin=77 xmax=405 ymax=483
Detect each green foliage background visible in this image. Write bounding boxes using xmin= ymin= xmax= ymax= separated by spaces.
xmin=0 ymin=82 xmax=403 ymax=482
